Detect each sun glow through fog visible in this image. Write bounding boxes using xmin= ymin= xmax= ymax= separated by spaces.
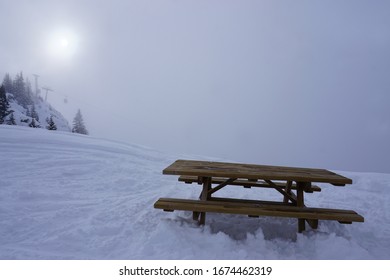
xmin=47 ymin=28 xmax=79 ymax=61
xmin=60 ymin=38 xmax=69 ymax=48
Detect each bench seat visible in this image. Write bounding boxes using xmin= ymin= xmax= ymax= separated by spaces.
xmin=154 ymin=197 xmax=364 ymax=224
xmin=178 ymin=176 xmax=322 ymax=193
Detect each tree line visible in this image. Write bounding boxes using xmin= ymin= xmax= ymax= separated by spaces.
xmin=1 ymin=72 xmax=88 ymax=134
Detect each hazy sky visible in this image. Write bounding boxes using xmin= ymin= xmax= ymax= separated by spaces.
xmin=1 ymin=0 xmax=389 ymax=173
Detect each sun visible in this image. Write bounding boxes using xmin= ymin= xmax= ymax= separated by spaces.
xmin=60 ymin=38 xmax=70 ymax=48
xmin=47 ymin=28 xmax=79 ymax=60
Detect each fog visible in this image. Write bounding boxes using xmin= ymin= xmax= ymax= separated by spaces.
xmin=1 ymin=0 xmax=389 ymax=173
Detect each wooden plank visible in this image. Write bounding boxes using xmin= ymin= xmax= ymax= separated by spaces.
xmin=178 ymin=176 xmax=322 ymax=192
xmin=163 ymin=160 xmax=352 ymax=185
xmin=211 ymin=197 xmax=316 ymax=230
xmin=154 ymin=198 xmax=364 ymax=223
xmin=158 ymin=197 xmax=360 ymax=215
xmin=209 ymin=197 xmax=294 ymax=206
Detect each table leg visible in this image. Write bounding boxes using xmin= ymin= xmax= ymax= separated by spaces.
xmin=198 ymin=177 xmax=212 ymax=225
xmin=296 ymin=182 xmax=306 ymax=233
xmin=283 ymin=181 xmax=293 ymax=203
xmin=193 ymin=212 xmax=200 ymax=220
xmin=296 ymin=182 xmax=319 ymax=231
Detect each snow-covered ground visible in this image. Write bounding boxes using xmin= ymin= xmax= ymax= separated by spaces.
xmin=0 ymin=125 xmax=389 ymax=259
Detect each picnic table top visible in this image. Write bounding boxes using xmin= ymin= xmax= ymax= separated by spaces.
xmin=163 ymin=159 xmax=352 ymax=185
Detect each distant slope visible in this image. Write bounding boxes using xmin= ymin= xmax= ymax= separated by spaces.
xmin=0 ymin=126 xmax=389 ymax=259
xmin=6 ymin=92 xmax=70 ymax=131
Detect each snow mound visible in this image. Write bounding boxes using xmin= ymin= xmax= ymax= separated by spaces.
xmin=0 ymin=125 xmax=389 ymax=259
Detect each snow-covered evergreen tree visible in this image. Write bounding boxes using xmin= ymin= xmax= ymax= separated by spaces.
xmin=12 ymin=72 xmax=32 ymax=108
xmin=2 ymin=73 xmax=13 ymax=95
xmin=46 ymin=115 xmax=57 ymax=130
xmin=31 ymin=104 xmax=39 ymax=121
xmin=7 ymin=112 xmax=16 ymax=125
xmin=25 ymin=78 xmax=34 ymax=102
xmin=0 ymin=85 xmax=10 ymax=124
xmin=12 ymin=72 xmax=25 ymax=105
xmin=29 ymin=118 xmax=39 ymax=128
xmin=26 ymin=106 xmax=31 ymax=117
xmin=72 ymin=109 xmax=88 ymax=135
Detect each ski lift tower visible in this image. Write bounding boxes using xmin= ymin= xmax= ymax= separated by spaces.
xmin=42 ymin=86 xmax=54 ymax=102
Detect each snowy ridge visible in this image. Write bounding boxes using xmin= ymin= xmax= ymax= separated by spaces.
xmin=6 ymin=92 xmax=71 ymax=131
xmin=0 ymin=125 xmax=389 ymax=259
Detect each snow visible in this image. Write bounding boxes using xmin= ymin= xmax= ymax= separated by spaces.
xmin=6 ymin=93 xmax=71 ymax=131
xmin=0 ymin=125 xmax=389 ymax=259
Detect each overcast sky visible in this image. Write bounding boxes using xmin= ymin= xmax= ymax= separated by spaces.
xmin=1 ymin=0 xmax=389 ymax=173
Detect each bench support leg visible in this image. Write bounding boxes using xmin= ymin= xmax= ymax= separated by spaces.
xmin=199 ymin=213 xmax=206 ymax=225
xmin=283 ymin=181 xmax=293 ymax=203
xmin=298 ymin=220 xmax=306 ymax=233
xmin=307 ymin=219 xmax=319 ymax=229
xmin=193 ymin=211 xmax=200 ymax=220
xmin=297 ymin=182 xmax=306 ymax=233
xmin=197 ymin=177 xmax=212 ymax=225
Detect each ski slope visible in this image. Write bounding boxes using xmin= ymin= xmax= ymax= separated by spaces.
xmin=0 ymin=125 xmax=389 ymax=259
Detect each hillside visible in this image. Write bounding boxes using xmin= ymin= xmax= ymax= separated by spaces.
xmin=6 ymin=92 xmax=71 ymax=131
xmin=0 ymin=125 xmax=389 ymax=259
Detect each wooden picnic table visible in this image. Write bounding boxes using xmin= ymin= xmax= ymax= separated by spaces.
xmin=154 ymin=159 xmax=364 ymax=233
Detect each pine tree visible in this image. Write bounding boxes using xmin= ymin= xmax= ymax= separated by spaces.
xmin=2 ymin=73 xmax=13 ymax=94
xmin=7 ymin=112 xmax=16 ymax=125
xmin=12 ymin=72 xmax=25 ymax=105
xmin=0 ymin=85 xmax=10 ymax=124
xmin=29 ymin=118 xmax=39 ymax=128
xmin=12 ymin=72 xmax=32 ymax=108
xmin=26 ymin=106 xmax=31 ymax=117
xmin=25 ymin=78 xmax=34 ymax=103
xmin=72 ymin=109 xmax=88 ymax=135
xmin=31 ymin=104 xmax=39 ymax=121
xmin=46 ymin=115 xmax=57 ymax=130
